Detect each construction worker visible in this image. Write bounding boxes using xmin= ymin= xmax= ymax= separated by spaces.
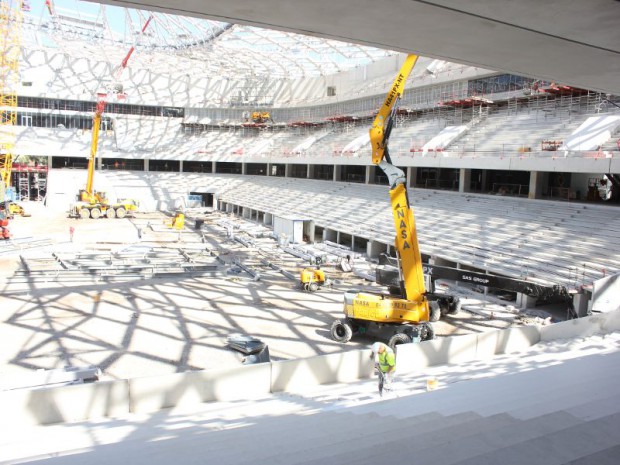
xmin=370 ymin=341 xmax=396 ymax=396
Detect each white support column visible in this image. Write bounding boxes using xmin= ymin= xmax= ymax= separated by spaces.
xmin=516 ymin=293 xmax=537 ymax=309
xmin=367 ymin=240 xmax=386 ymax=259
xmin=459 ymin=169 xmax=471 ymax=193
xmin=333 ymin=165 xmax=341 ymax=182
xmin=572 ymin=293 xmax=589 ymax=318
xmin=529 ymin=171 xmax=544 ymax=199
xmin=407 ymin=167 xmax=417 ymax=188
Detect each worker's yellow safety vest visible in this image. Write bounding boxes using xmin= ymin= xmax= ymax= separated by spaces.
xmin=378 ymin=350 xmax=395 ymax=373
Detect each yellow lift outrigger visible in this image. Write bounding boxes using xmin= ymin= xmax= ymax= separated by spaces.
xmin=330 ymin=55 xmax=458 ymax=349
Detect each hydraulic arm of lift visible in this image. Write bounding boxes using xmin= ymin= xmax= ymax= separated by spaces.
xmin=369 ymin=54 xmax=426 ymax=304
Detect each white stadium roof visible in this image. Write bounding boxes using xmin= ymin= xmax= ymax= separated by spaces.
xmin=22 ymin=1 xmax=400 ymax=79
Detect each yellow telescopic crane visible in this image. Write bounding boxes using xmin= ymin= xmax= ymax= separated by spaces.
xmin=330 ymin=55 xmax=458 ymax=348
xmin=71 ymin=15 xmax=153 ymax=219
xmin=80 ymin=97 xmax=107 ymax=205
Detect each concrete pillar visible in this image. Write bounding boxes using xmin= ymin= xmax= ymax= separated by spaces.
xmin=242 ymin=163 xmax=248 ymax=175
xmin=324 ymin=229 xmax=337 ymax=242
xmin=572 ymin=293 xmax=590 ymax=318
xmin=367 ymin=240 xmax=386 ymax=259
xmin=305 ymin=221 xmax=316 ymax=242
xmin=365 ymin=166 xmax=372 ymax=184
xmin=97 ymin=157 xmax=102 ymax=170
xmin=307 ymin=164 xmax=314 ymax=179
xmin=407 ymin=167 xmax=417 ymax=188
xmin=333 ymin=165 xmax=342 ymax=182
xmin=516 ymin=292 xmax=537 ymax=309
xmin=528 ymin=171 xmax=544 ymax=199
xmin=212 ymin=161 xmax=216 ymax=173
xmin=459 ymin=168 xmax=472 ymax=193
xmin=285 ymin=164 xmax=292 ymax=178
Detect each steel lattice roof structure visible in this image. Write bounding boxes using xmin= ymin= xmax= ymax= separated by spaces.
xmin=21 ymin=0 xmax=401 ymax=79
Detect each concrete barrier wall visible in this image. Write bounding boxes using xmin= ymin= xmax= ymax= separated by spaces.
xmin=2 ymin=310 xmax=618 ymax=426
xmin=271 ymin=349 xmax=373 ymax=394
xmin=0 ymin=379 xmax=129 ymax=429
xmin=478 ymin=326 xmax=541 ymax=358
xmin=129 ymin=363 xmax=272 ymax=414
xmin=396 ymin=326 xmax=540 ymax=373
xmin=540 ymin=310 xmax=620 ymax=341
xmin=396 ymin=333 xmax=479 ymax=373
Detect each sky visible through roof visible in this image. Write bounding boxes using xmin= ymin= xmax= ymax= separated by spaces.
xmin=21 ymin=0 xmax=399 ymax=78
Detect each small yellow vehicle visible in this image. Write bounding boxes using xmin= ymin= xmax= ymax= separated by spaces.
xmin=165 ymin=211 xmax=185 ymax=230
xmin=300 ymin=266 xmax=329 ymax=292
xmin=8 ymin=202 xmax=31 ymax=217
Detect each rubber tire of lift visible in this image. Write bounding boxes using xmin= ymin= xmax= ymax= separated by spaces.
xmin=90 ymin=208 xmax=102 ymax=219
xmin=330 ymin=319 xmax=353 ymax=343
xmin=438 ymin=298 xmax=451 ymax=317
xmin=116 ymin=207 xmax=127 ymax=219
xmin=429 ymin=301 xmax=441 ymax=322
xmin=309 ymin=282 xmax=319 ymax=292
xmin=448 ymin=297 xmax=461 ymax=315
xmin=106 ymin=208 xmax=116 ymax=219
xmin=421 ymin=322 xmax=436 ymax=341
xmin=388 ymin=332 xmax=411 ymax=350
xmin=79 ymin=209 xmax=90 ymax=219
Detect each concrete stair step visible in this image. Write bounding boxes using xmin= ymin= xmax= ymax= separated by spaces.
xmin=454 ymin=411 xmax=620 ymax=465
xmin=564 ymin=444 xmax=620 ymax=465
xmin=328 ymin=410 xmax=585 ymax=465
xmin=406 ymin=352 xmax=620 ymax=418
xmin=234 ymin=411 xmax=486 ymax=465
xmin=468 ymin=361 xmax=620 ymax=418
xmin=209 ymin=411 xmax=455 ymax=464
xmin=184 ymin=409 xmax=406 ymax=463
xmin=564 ymin=392 xmax=620 ymax=421
xmin=284 ymin=412 xmax=511 ymax=465
xmin=504 ymin=377 xmax=620 ymax=420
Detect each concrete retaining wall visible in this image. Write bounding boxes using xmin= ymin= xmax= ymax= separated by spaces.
xmin=271 ymin=349 xmax=373 ymax=394
xmin=1 ymin=310 xmax=618 ymax=427
xmin=396 ymin=326 xmax=541 ymax=373
xmin=129 ymin=363 xmax=272 ymax=414
xmin=540 ymin=310 xmax=620 ymax=341
xmin=0 ymin=380 xmax=129 ymax=429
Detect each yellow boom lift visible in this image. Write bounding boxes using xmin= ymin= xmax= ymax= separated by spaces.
xmin=69 ymin=16 xmax=153 ymax=219
xmin=330 ymin=55 xmax=458 ymax=349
